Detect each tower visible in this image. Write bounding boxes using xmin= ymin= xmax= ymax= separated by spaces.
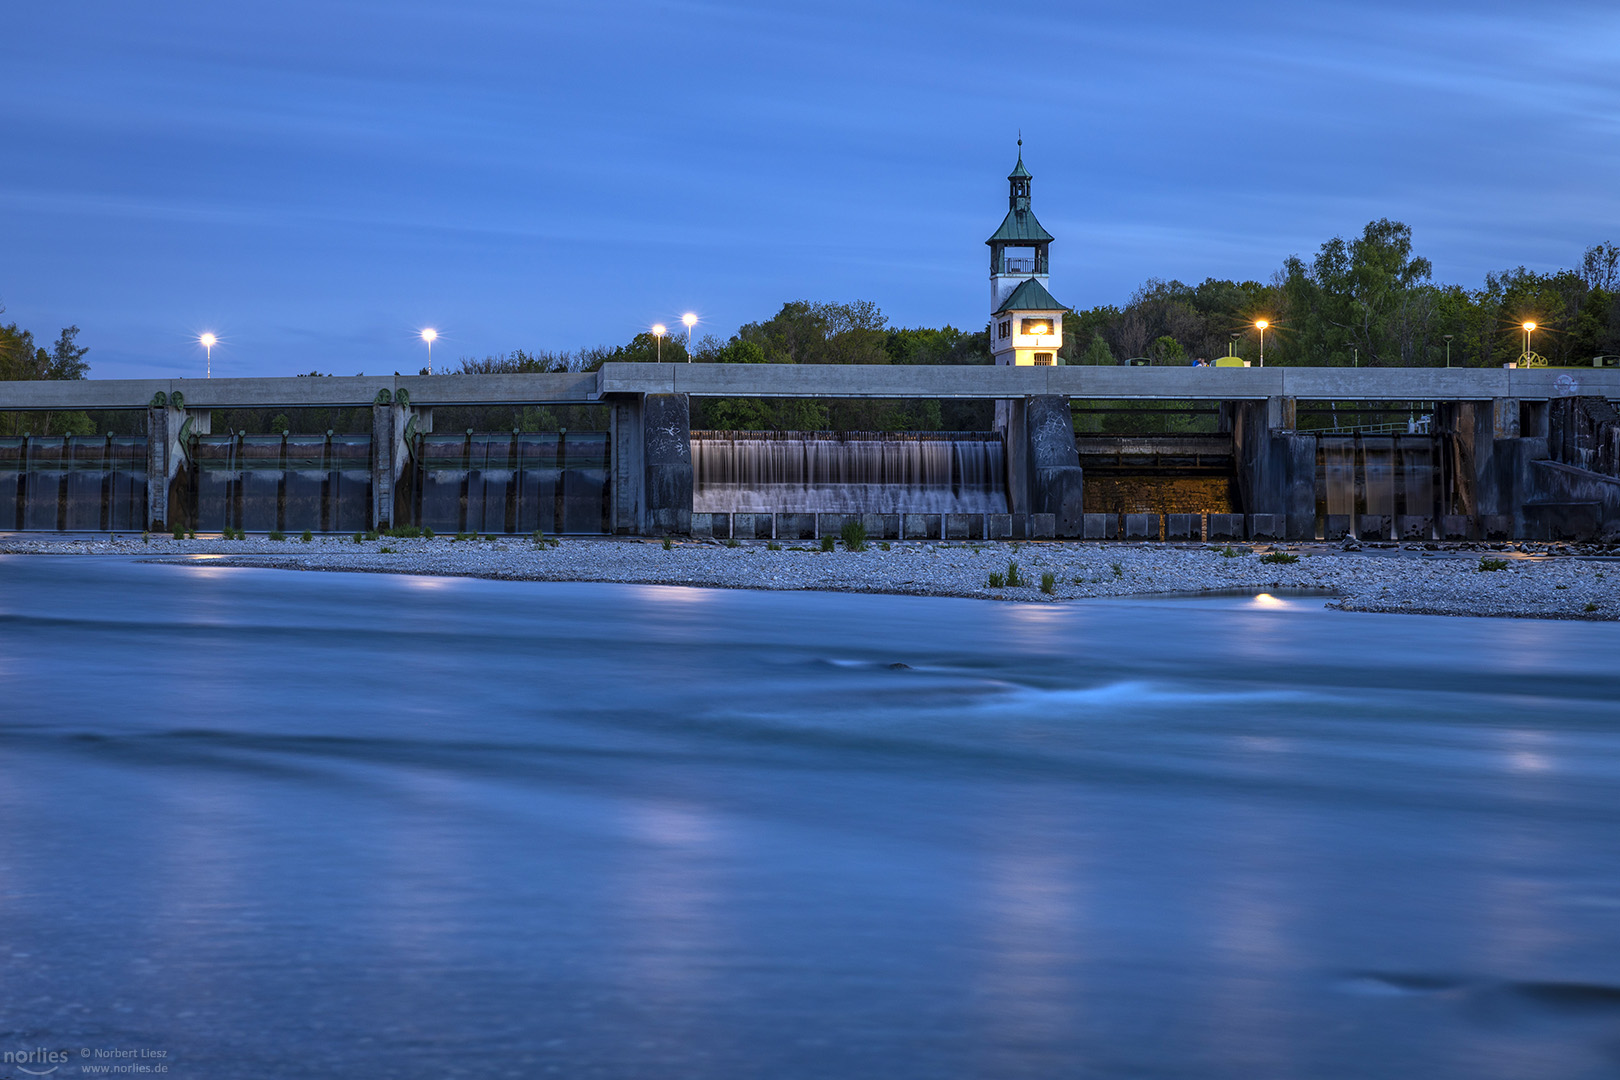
xmin=987 ymin=142 xmax=1067 ymax=366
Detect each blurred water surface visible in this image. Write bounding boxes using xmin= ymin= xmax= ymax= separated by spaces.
xmin=1 ymin=556 xmax=1618 ymax=1078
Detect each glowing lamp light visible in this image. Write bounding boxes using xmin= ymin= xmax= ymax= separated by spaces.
xmin=1254 ymin=318 xmax=1271 ymax=367
xmin=199 ymin=332 xmax=218 ymax=378
xmin=1255 ymin=319 xmax=1269 ymax=330
xmin=420 ymin=327 xmax=438 ymax=374
xmin=1522 ymin=321 xmax=1536 ymax=332
xmin=652 ymin=323 xmax=667 ymax=362
xmin=680 ymin=313 xmax=698 ymax=363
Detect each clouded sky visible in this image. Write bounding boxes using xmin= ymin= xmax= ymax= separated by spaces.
xmin=4 ymin=0 xmax=1617 ymax=377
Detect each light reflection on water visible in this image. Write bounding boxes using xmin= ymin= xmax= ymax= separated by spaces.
xmin=1 ymin=556 xmax=1619 ymax=1079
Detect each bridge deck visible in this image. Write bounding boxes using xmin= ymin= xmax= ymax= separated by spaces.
xmin=0 ymin=364 xmax=1614 ymax=410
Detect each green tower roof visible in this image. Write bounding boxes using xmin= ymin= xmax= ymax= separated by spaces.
xmin=994 ymin=277 xmax=1068 ymax=315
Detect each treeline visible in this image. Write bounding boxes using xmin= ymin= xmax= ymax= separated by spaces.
xmin=0 ymin=320 xmax=91 ymax=435
xmin=1067 ymin=223 xmax=1620 ymax=368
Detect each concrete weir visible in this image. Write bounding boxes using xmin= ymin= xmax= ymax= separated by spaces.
xmin=3 ymin=364 xmax=1620 ymax=540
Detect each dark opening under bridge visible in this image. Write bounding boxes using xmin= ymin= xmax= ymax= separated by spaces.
xmin=3 ymin=363 xmax=1618 ymax=542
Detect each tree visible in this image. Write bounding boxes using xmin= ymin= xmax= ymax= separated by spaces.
xmin=1 ymin=323 xmax=92 ymax=434
xmin=1079 ymin=333 xmax=1114 ymax=366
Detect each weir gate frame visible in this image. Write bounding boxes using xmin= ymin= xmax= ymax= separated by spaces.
xmin=4 ymin=365 xmax=1618 ymax=537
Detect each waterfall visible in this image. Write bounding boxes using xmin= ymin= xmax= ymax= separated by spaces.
xmin=1360 ymin=438 xmax=1395 ymax=517
xmin=1321 ymin=436 xmax=1356 ymax=518
xmin=1396 ymin=436 xmax=1434 ymax=518
xmin=194 ymin=433 xmax=373 ymax=533
xmin=692 ymin=431 xmax=1008 ymax=514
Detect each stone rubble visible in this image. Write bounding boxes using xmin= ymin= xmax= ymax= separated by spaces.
xmin=2 ymin=533 xmax=1617 ymax=620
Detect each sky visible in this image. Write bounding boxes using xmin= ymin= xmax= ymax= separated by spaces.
xmin=4 ymin=0 xmax=1618 ymax=379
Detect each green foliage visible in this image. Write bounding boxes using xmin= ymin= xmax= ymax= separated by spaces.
xmin=1215 ymin=546 xmax=1244 ymax=558
xmin=880 ymin=541 xmax=891 ymax=551
xmin=1040 ymin=571 xmax=1057 ymax=594
xmin=840 ymin=519 xmax=868 ymax=551
xmin=379 ymin=545 xmax=395 ymax=553
xmin=1586 ymin=602 xmax=1600 ymax=612
xmin=987 ymin=571 xmax=1005 ymax=588
xmin=353 ymin=532 xmax=364 ymax=544
xmin=766 ymin=541 xmax=782 ymax=551
xmin=365 ymin=529 xmax=379 ymax=541
xmin=1479 ymin=557 xmax=1510 ymax=571
xmin=662 ymin=537 xmax=673 ymax=551
xmin=1079 ymin=333 xmax=1115 ymax=366
xmin=172 ymin=523 xmax=184 ymax=540
xmin=301 ymin=529 xmax=313 ymax=542
xmin=1005 ymin=560 xmax=1024 ymax=587
xmin=1111 ymin=561 xmax=1124 ymax=577
xmin=820 ymin=535 xmax=836 ymax=552
xmin=724 ymin=537 xmax=741 ymax=548
xmin=268 ymin=529 xmax=286 ymax=541
xmin=1260 ymin=551 xmax=1299 ymax=564
xmin=385 ymin=525 xmax=424 ymax=539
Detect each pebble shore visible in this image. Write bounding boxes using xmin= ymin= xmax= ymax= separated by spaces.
xmin=2 ymin=533 xmax=1617 ymax=620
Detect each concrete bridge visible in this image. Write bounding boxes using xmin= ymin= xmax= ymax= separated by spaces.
xmin=3 ymin=364 xmax=1618 ymax=540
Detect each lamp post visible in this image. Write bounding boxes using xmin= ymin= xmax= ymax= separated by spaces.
xmin=1522 ymin=321 xmax=1536 ymax=359
xmin=420 ymin=328 xmax=437 ymax=374
xmin=1444 ymin=333 xmax=1453 ymax=368
xmin=682 ymin=312 xmax=697 ymax=362
xmin=1255 ymin=319 xmax=1269 ymax=367
xmin=199 ymin=333 xmax=217 ymax=379
xmin=652 ymin=323 xmax=667 ymax=362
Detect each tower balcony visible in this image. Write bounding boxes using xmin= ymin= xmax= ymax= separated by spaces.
xmin=995 ymin=254 xmax=1047 ymax=275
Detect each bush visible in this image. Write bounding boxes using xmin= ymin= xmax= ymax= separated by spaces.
xmin=987 ymin=571 xmax=1005 ymax=588
xmin=821 ymin=535 xmax=836 ymax=552
xmin=379 ymin=545 xmax=395 ymax=553
xmin=766 ymin=541 xmax=782 ymax=551
xmin=724 ymin=537 xmax=741 ymax=548
xmin=1216 ymin=546 xmax=1244 ymax=558
xmin=1111 ymin=561 xmax=1124 ymax=578
xmin=662 ymin=537 xmax=673 ymax=550
xmin=172 ymin=523 xmax=184 ymax=539
xmin=353 ymin=532 xmax=364 ymax=544
xmin=386 ymin=525 xmax=424 ymax=539
xmin=1040 ymin=571 xmax=1057 ymax=595
xmin=268 ymin=529 xmax=286 ymax=541
xmin=423 ymin=527 xmax=434 ymax=539
xmin=1260 ymin=551 xmax=1299 ymax=564
xmin=1585 ymin=602 xmax=1600 ymax=612
xmin=840 ymin=519 xmax=868 ymax=551
xmin=880 ymin=541 xmax=891 ymax=551
xmin=301 ymin=529 xmax=313 ymax=543
xmin=1479 ymin=557 xmax=1510 ymax=572
xmin=365 ymin=529 xmax=380 ymax=541
xmin=1005 ymin=560 xmax=1024 ymax=587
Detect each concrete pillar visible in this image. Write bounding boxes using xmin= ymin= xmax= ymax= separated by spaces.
xmin=1024 ymin=395 xmax=1085 ymax=537
xmin=144 ymin=392 xmax=210 ymax=531
xmin=1233 ymin=398 xmax=1314 ymax=538
xmin=643 ymin=393 xmax=691 ymax=536
xmin=370 ymin=389 xmax=429 ymax=529
xmin=607 ymin=395 xmax=646 ymax=534
xmin=1493 ymin=397 xmax=1520 ymax=439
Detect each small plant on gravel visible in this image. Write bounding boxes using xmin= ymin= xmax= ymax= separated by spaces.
xmin=172 ymin=523 xmax=184 ymax=539
xmin=142 ymin=531 xmax=150 ymax=544
xmin=269 ymin=529 xmax=286 ymax=541
xmin=353 ymin=532 xmax=364 ymax=544
xmin=1556 ymin=584 xmax=1569 ymax=590
xmin=725 ymin=537 xmax=741 ymax=548
xmin=1479 ymin=557 xmax=1510 ymax=572
xmin=379 ymin=545 xmax=395 ymax=554
xmin=365 ymin=529 xmax=380 ymax=541
xmin=821 ymin=535 xmax=836 ymax=552
xmin=301 ymin=529 xmax=313 ymax=542
xmin=1216 ymin=546 xmax=1244 ymax=558
xmin=187 ymin=529 xmax=197 ymax=539
xmin=662 ymin=537 xmax=674 ymax=550
xmin=988 ymin=571 xmax=1005 ymax=588
xmin=1260 ymin=551 xmax=1299 ymax=565
xmin=766 ymin=541 xmax=782 ymax=551
xmin=1040 ymin=571 xmax=1057 ymax=595
xmin=880 ymin=541 xmax=891 ymax=551
xmin=840 ymin=520 xmax=868 ymax=551
xmin=423 ymin=527 xmax=434 ymax=539
xmin=1111 ymin=561 xmax=1124 ymax=577
xmin=387 ymin=525 xmax=424 ymax=539
xmin=1585 ymin=602 xmax=1600 ymax=612
xmin=1005 ymin=560 xmax=1024 ymax=587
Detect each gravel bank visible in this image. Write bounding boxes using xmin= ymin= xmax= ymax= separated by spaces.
xmin=3 ymin=533 xmax=1617 ymax=620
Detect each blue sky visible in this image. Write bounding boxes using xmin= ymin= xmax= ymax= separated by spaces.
xmin=4 ymin=0 xmax=1617 ymax=378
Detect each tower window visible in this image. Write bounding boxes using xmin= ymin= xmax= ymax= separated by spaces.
xmin=1033 ymin=353 xmax=1055 ymax=366
xmin=1020 ymin=318 xmax=1053 ymax=337
xmin=998 ymin=320 xmax=1011 ymax=339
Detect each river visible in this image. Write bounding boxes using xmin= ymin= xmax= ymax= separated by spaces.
xmin=1 ymin=556 xmax=1617 ymax=1078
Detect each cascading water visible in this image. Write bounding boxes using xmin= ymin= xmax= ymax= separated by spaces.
xmin=1321 ymin=436 xmax=1356 ymax=518
xmin=1396 ymin=436 xmax=1435 ymax=518
xmin=193 ymin=433 xmax=372 ymax=533
xmin=692 ymin=431 xmax=1008 ymax=514
xmin=1361 ymin=438 xmax=1395 ymax=517
xmin=0 ymin=435 xmax=147 ymax=531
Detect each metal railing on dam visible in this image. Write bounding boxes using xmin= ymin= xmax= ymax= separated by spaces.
xmin=3 ymin=363 xmax=1619 ymax=410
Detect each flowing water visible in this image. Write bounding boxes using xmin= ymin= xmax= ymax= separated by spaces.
xmin=692 ymin=431 xmax=1008 ymax=514
xmin=1 ymin=558 xmax=1618 ymax=1078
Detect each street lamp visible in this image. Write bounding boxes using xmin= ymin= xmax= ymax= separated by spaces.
xmin=199 ymin=332 xmax=217 ymax=379
xmin=1254 ymin=319 xmax=1269 ymax=367
xmin=682 ymin=312 xmax=697 ymax=362
xmin=1444 ymin=333 xmax=1453 ymax=368
xmin=1522 ymin=321 xmax=1536 ymax=359
xmin=420 ymin=328 xmax=437 ymax=374
xmin=652 ymin=323 xmax=667 ymax=362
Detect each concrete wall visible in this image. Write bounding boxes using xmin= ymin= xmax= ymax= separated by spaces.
xmin=1025 ymin=395 xmax=1085 ymax=537
xmin=643 ymin=394 xmax=692 ymax=536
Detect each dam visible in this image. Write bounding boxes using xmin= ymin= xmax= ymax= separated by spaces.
xmin=2 ymin=363 xmax=1618 ymax=541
